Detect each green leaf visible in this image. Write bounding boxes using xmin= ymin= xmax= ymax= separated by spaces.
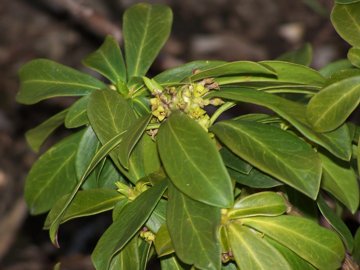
xmin=44 ymin=189 xmax=124 ymax=227
xmin=139 ymin=239 xmax=152 ymax=270
xmin=24 ymin=131 xmax=82 ymax=214
xmin=109 ymin=236 xmax=140 ymax=270
xmin=348 ymin=47 xmax=360 ymax=68
xmin=266 ymin=237 xmax=316 ymax=270
xmin=160 ymin=255 xmax=191 ymax=270
xmin=320 ymin=59 xmax=353 ymax=78
xmin=154 ymin=60 xmax=225 ymax=84
xmin=358 ymin=137 xmax=360 ymax=176
xmin=25 ymin=109 xmax=68 ymax=152
xmin=167 ymin=183 xmax=221 ymax=270
xmin=118 ymin=114 xmax=152 ymax=169
xmin=229 ymin=192 xmax=287 ymax=219
xmin=189 ymin=61 xmax=276 ymax=82
xmin=324 ymin=68 xmax=360 ymax=86
xmin=229 ymin=167 xmax=283 ymax=189
xmin=336 ymin=0 xmax=360 ymax=3
xmin=227 ymin=223 xmax=291 ymax=270
xmin=210 ymin=120 xmax=321 ymax=199
xmin=317 ymin=195 xmax=354 ymax=251
xmin=354 ymin=228 xmax=360 ymax=264
xmin=158 ymin=111 xmax=233 ymax=208
xmin=92 ymin=181 xmax=167 ymax=270
xmin=259 ymin=61 xmax=325 ymax=87
xmin=207 ymin=87 xmax=352 ymax=160
xmin=331 ymin=3 xmax=360 ymax=47
xmin=87 ymin=89 xmax=137 ymax=180
xmin=17 ymin=59 xmax=106 ymax=104
xmin=241 ymin=216 xmax=345 ymax=269
xmin=319 ymin=151 xmax=359 ymax=213
xmin=123 ymin=3 xmax=172 ymax=78
xmin=307 ymin=76 xmax=360 ymax=132
xmin=220 ymin=147 xmax=252 ymax=174
xmin=277 ymin=43 xmax=312 ymax=66
xmin=83 ymin=35 xmax=127 ymax=84
xmin=154 ymin=224 xmax=174 ymax=257
xmin=65 ymin=95 xmax=90 ymax=128
xmin=146 ymin=198 xmax=166 ymax=233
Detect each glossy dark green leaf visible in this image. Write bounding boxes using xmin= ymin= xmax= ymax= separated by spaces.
xmin=277 ymin=43 xmax=312 ymax=66
xmin=154 ymin=60 xmax=225 ymax=84
xmin=158 ymin=111 xmax=233 ymax=208
xmin=131 ymin=96 xmax=151 ymax=117
xmin=87 ymin=89 xmax=137 ymax=180
xmin=319 ymin=59 xmax=353 ymax=78
xmin=118 ymin=114 xmax=152 ymax=169
xmin=285 ymin=187 xmax=318 ymax=221
xmin=44 ymin=189 xmax=124 ymax=227
xmin=160 ymin=255 xmax=191 ymax=270
xmin=123 ymin=3 xmax=172 ymax=78
xmin=92 ymin=181 xmax=167 ymax=270
xmin=259 ymin=61 xmax=325 ymax=87
xmin=25 ymin=109 xmax=68 ymax=152
xmin=154 ymin=224 xmax=174 ymax=257
xmin=83 ymin=35 xmax=127 ymax=84
xmin=228 ymin=223 xmax=291 ymax=270
xmin=229 ymin=192 xmax=287 ymax=219
xmin=266 ymin=237 xmax=316 ymax=270
xmin=211 ymin=120 xmax=321 ymax=199
xmin=354 ymin=228 xmax=360 ymax=264
xmin=17 ymin=59 xmax=105 ymax=104
xmin=358 ymin=137 xmax=360 ymax=176
xmin=229 ymin=167 xmax=283 ymax=188
xmin=242 ymin=216 xmax=345 ymax=269
xmin=307 ymin=76 xmax=360 ymax=132
xmin=319 ymin=151 xmax=359 ymax=213
xmin=146 ymin=198 xmax=166 ymax=233
xmin=348 ymin=47 xmax=360 ymax=68
xmin=317 ymin=195 xmax=354 ymax=251
xmin=331 ymin=3 xmax=360 ymax=47
xmin=220 ymin=147 xmax=252 ymax=174
xmin=139 ymin=239 xmax=152 ymax=270
xmin=167 ymin=184 xmax=221 ymax=270
xmin=65 ymin=95 xmax=90 ymax=128
xmin=109 ymin=236 xmax=140 ymax=270
xmin=189 ymin=61 xmax=276 ymax=82
xmin=221 ymin=262 xmax=238 ymax=270
xmin=207 ymin=87 xmax=352 ymax=160
xmin=25 ymin=131 xmax=82 ymax=214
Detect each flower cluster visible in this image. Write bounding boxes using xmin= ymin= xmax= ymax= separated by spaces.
xmin=149 ymin=79 xmax=223 ymax=130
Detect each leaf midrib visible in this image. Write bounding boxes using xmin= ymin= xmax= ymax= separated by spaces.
xmin=24 ymin=79 xmax=101 ymax=89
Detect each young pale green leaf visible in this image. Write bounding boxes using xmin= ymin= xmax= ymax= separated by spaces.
xmin=259 ymin=61 xmax=325 ymax=87
xmin=210 ymin=120 xmax=322 ymax=199
xmin=228 ymin=223 xmax=291 ymax=270
xmin=158 ymin=111 xmax=233 ymax=208
xmin=317 ymin=195 xmax=354 ymax=251
xmin=331 ymin=3 xmax=360 ymax=47
xmin=48 ymin=130 xmax=126 ymax=245
xmin=109 ymin=236 xmax=140 ymax=270
xmin=189 ymin=61 xmax=276 ymax=82
xmin=354 ymin=228 xmax=360 ymax=264
xmin=154 ymin=60 xmax=225 ymax=84
xmin=92 ymin=181 xmax=167 ymax=270
xmin=25 ymin=131 xmax=83 ymax=214
xmin=87 ymin=89 xmax=137 ymax=180
xmin=348 ymin=47 xmax=360 ymax=68
xmin=229 ymin=192 xmax=287 ymax=219
xmin=229 ymin=167 xmax=283 ymax=189
xmin=160 ymin=255 xmax=191 ymax=270
xmin=220 ymin=147 xmax=252 ymax=174
xmin=319 ymin=151 xmax=359 ymax=213
xmin=17 ymin=59 xmax=106 ymax=104
xmin=277 ymin=43 xmax=312 ymax=66
xmin=167 ymin=184 xmax=221 ymax=270
xmin=266 ymin=237 xmax=316 ymax=270
xmin=207 ymin=87 xmax=352 ymax=160
xmin=118 ymin=114 xmax=152 ymax=169
xmin=44 ymin=189 xmax=124 ymax=228
xmin=83 ymin=35 xmax=127 ymax=84
xmin=307 ymin=76 xmax=360 ymax=132
xmin=26 ymin=109 xmax=68 ymax=152
xmin=65 ymin=95 xmax=90 ymax=128
xmin=242 ymin=216 xmax=345 ymax=269
xmin=154 ymin=224 xmax=174 ymax=257
xmin=123 ymin=3 xmax=172 ymax=78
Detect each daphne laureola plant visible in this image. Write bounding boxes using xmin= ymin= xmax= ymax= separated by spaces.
xmin=17 ymin=1 xmax=360 ymax=269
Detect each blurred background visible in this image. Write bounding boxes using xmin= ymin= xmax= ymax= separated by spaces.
xmin=0 ymin=0 xmax=352 ymax=269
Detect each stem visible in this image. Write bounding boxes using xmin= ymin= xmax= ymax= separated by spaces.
xmin=209 ymin=102 xmax=236 ymax=126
